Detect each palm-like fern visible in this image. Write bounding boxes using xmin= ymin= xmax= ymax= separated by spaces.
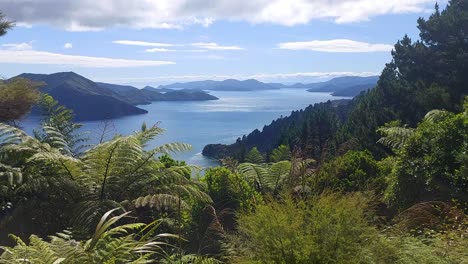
xmin=71 ymin=124 xmax=211 ymax=230
xmin=33 ymin=94 xmax=88 ymax=157
xmin=238 ymin=161 xmax=291 ymax=194
xmin=0 ymin=209 xmax=178 ymax=263
xmin=0 ymin=121 xmax=211 ymax=237
xmin=377 ymin=126 xmax=415 ymax=150
xmin=377 ymin=109 xmax=448 ymax=150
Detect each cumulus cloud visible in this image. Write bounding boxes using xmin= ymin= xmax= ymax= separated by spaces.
xmin=278 ymin=39 xmax=393 ymax=52
xmin=191 ymin=42 xmax=244 ymax=50
xmin=0 ymin=49 xmax=175 ymax=68
xmin=63 ymin=43 xmax=73 ymax=49
xmin=0 ymin=0 xmax=435 ymax=31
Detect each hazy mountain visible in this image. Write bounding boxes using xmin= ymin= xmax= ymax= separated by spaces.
xmin=158 ymin=79 xmax=279 ymax=91
xmin=143 ymin=86 xmax=174 ymax=93
xmin=157 ymin=76 xmax=378 ymax=96
xmin=16 ymin=72 xmax=147 ymax=121
xmin=306 ymin=76 xmax=379 ymax=96
xmin=96 ymin=82 xmax=153 ymax=105
xmin=98 ymin=83 xmax=219 ymax=104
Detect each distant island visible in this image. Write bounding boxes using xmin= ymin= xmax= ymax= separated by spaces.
xmin=14 ymin=72 xmax=218 ymax=121
xmin=157 ymin=76 xmax=378 ymax=97
xmin=95 ymin=82 xmax=218 ymax=105
xmin=304 ymin=76 xmax=379 ymax=96
xmin=158 ymin=79 xmax=280 ymax=91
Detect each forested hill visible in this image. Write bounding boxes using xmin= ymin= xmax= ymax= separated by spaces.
xmin=16 ymin=72 xmax=148 ymax=121
xmin=96 ymin=82 xmax=218 ymax=105
xmin=203 ymin=1 xmax=468 ymax=161
xmin=202 ymin=99 xmax=352 ymax=160
xmin=13 ymin=72 xmax=218 ymax=121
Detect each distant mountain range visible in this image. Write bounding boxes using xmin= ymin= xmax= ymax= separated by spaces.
xmin=158 ymin=79 xmax=280 ymax=91
xmin=13 ymin=72 xmax=378 ymax=121
xmin=304 ymin=76 xmax=379 ymax=96
xmin=13 ymin=72 xmax=218 ymax=121
xmin=157 ymin=76 xmax=378 ymax=96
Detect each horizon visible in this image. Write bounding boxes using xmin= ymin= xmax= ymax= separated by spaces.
xmin=0 ymin=0 xmax=446 ymax=86
xmin=11 ymin=70 xmax=380 ymax=89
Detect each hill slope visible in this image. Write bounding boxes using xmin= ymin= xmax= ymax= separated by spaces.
xmin=97 ymin=82 xmax=219 ymax=104
xmin=306 ymin=76 xmax=378 ymax=96
xmin=16 ymin=72 xmax=147 ymax=121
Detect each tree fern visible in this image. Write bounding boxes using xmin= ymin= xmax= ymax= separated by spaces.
xmin=0 ymin=209 xmax=177 ymax=263
xmin=377 ymin=126 xmax=415 ymax=150
xmin=238 ymin=161 xmax=292 ymax=194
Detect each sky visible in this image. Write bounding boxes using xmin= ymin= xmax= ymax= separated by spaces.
xmin=0 ymin=0 xmax=445 ymax=87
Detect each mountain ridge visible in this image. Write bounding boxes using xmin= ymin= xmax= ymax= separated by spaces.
xmin=13 ymin=72 xmax=218 ymax=121
xmin=157 ymin=76 xmax=379 ymax=96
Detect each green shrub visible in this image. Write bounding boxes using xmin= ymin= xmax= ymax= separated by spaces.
xmin=233 ymin=193 xmax=378 ymax=264
xmin=314 ymin=151 xmax=384 ymax=193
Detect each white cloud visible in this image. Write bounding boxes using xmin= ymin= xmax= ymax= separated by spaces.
xmin=0 ymin=49 xmax=175 ymax=68
xmin=115 ymin=40 xmax=243 ymax=52
xmin=145 ymin=48 xmax=172 ymax=53
xmin=113 ymin=40 xmax=175 ymax=47
xmin=144 ymin=48 xmax=208 ymax=53
xmin=63 ymin=43 xmax=73 ymax=49
xmin=191 ymin=42 xmax=244 ymax=50
xmin=2 ymin=42 xmax=33 ymax=51
xmin=0 ymin=0 xmax=436 ymax=30
xmin=278 ymin=39 xmax=393 ymax=52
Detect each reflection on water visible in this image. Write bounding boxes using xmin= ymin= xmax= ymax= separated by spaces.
xmin=19 ymin=90 xmax=349 ymax=168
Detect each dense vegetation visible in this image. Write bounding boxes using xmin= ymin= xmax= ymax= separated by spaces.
xmin=1 ymin=1 xmax=468 ymax=263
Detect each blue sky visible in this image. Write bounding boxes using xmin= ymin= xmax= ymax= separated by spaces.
xmin=0 ymin=0 xmax=444 ymax=87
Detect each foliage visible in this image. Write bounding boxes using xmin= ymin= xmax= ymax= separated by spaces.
xmin=0 ymin=11 xmax=13 ymax=37
xmin=269 ymin=145 xmax=291 ymax=162
xmin=159 ymin=154 xmax=187 ymax=168
xmin=233 ymin=193 xmax=379 ymax=264
xmin=377 ymin=122 xmax=415 ymax=150
xmin=0 ymin=209 xmax=178 ymax=263
xmin=314 ymin=150 xmax=384 ymax=193
xmin=202 ymin=167 xmax=259 ymax=213
xmin=0 ymin=78 xmax=40 ymax=124
xmin=33 ymin=94 xmax=87 ymax=156
xmin=244 ymin=147 xmax=264 ymax=164
xmin=238 ymin=161 xmax=292 ymax=195
xmin=385 ymin=101 xmax=468 ymax=207
xmin=0 ymin=121 xmax=211 ymax=240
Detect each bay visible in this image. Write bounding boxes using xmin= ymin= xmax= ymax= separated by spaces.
xmin=19 ymin=90 xmax=350 ymax=168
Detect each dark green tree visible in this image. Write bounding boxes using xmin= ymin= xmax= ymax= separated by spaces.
xmin=0 ymin=11 xmax=13 ymax=37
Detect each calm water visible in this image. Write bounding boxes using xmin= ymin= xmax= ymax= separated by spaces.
xmin=19 ymin=90 xmax=349 ymax=168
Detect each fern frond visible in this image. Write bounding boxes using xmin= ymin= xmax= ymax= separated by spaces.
xmin=377 ymin=126 xmax=415 ymax=150
xmin=424 ymin=109 xmax=447 ymax=122
xmin=134 ymin=194 xmax=189 ymax=210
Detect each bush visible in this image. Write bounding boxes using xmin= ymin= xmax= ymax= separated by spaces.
xmin=314 ymin=151 xmax=384 ymax=193
xmin=233 ymin=193 xmax=378 ymax=263
xmin=385 ymin=102 xmax=468 ymax=208
xmin=202 ymin=167 xmax=259 ymax=213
